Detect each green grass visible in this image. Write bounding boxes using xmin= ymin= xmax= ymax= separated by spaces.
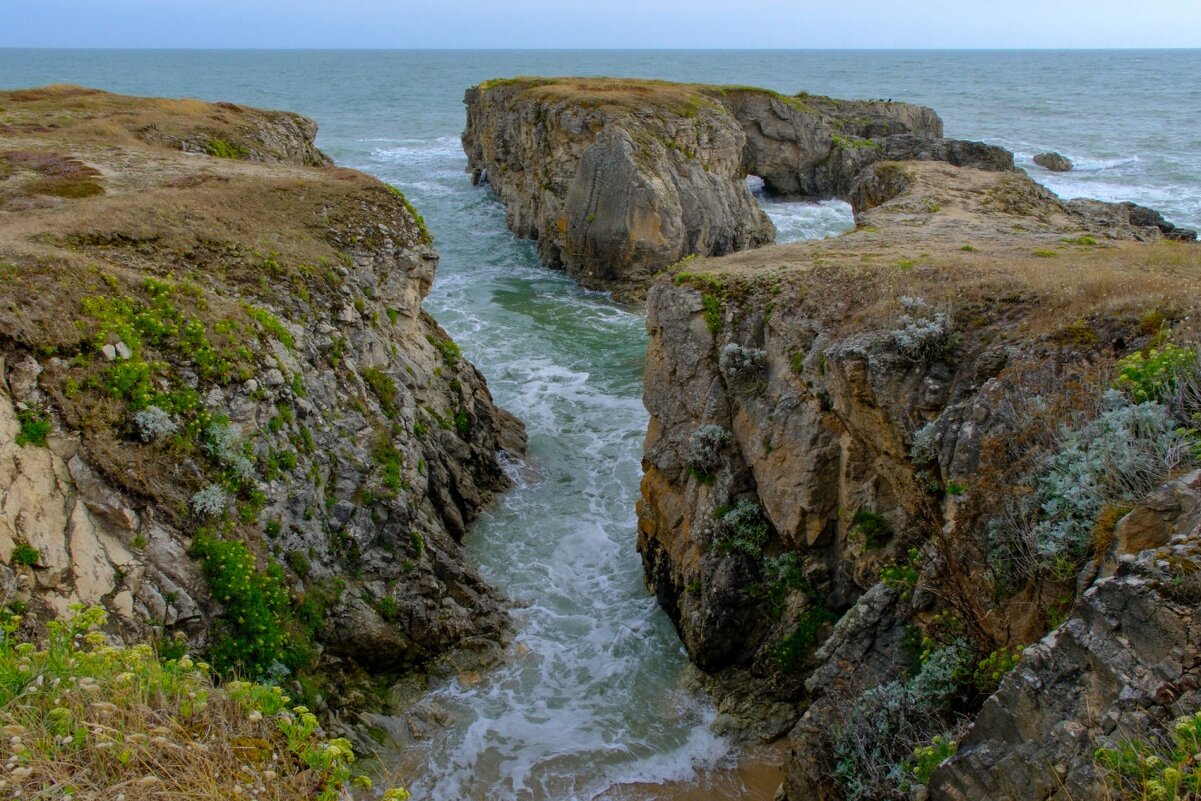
xmin=362 ymin=367 xmax=399 ymax=418
xmin=11 ymin=544 xmax=40 ymax=567
xmin=427 ymin=334 xmax=462 ymax=367
xmin=15 ymin=407 xmax=51 ymax=447
xmin=203 ymin=138 xmax=248 ymax=159
xmin=0 ymin=605 xmax=410 ymax=800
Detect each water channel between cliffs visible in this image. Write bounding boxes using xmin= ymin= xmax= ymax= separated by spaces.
xmin=359 ymin=134 xmax=851 ymax=800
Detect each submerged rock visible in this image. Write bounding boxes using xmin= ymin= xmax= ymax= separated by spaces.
xmin=1033 ymin=150 xmax=1073 ymax=171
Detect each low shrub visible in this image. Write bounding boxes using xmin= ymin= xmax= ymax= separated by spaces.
xmin=131 ymin=404 xmax=177 ymax=442
xmin=685 ymin=423 xmax=730 ymax=480
xmin=714 ymin=499 xmax=771 ymax=557
xmin=0 ymin=605 xmax=407 ymax=800
xmin=1096 ymin=711 xmax=1201 ymax=800
xmin=852 ymin=509 xmax=892 ymax=548
xmin=191 ymin=534 xmax=307 ymax=679
xmin=889 ymin=296 xmax=958 ymax=364
xmin=718 ymin=342 xmax=768 ymax=392
xmin=14 ymin=407 xmax=51 ymax=447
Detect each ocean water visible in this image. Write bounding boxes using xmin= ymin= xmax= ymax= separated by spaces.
xmin=2 ymin=49 xmax=1197 ymax=799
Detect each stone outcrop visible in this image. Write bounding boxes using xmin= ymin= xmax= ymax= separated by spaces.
xmin=462 ymin=78 xmax=1012 ymax=298
xmin=0 ymin=86 xmax=525 ymax=688
xmin=636 ymin=153 xmax=1201 ymax=796
xmin=1033 ymin=150 xmax=1073 ymax=172
xmin=930 ymin=484 xmax=1201 ymax=799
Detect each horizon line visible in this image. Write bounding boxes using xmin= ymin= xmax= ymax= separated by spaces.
xmin=1 ymin=45 xmax=1199 ymax=52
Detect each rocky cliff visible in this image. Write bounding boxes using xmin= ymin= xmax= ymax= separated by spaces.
xmin=637 ymin=155 xmax=1201 ymax=797
xmin=0 ymin=86 xmax=525 ymax=699
xmin=462 ymin=78 xmax=1012 ymax=298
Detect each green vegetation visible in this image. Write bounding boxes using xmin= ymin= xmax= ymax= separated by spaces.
xmin=1032 ymin=249 xmax=1059 ymax=258
xmin=972 ymin=646 xmax=1023 ymax=693
xmin=1096 ymin=711 xmax=1201 ymax=800
xmin=882 ymin=548 xmax=922 ymax=602
xmin=371 ymin=435 xmax=404 ymax=495
xmin=14 ymin=406 xmax=51 ymax=446
xmin=0 ymin=605 xmax=408 ymax=800
xmin=1114 ymin=342 xmax=1197 ymax=403
xmin=714 ymin=499 xmax=771 ymax=557
xmin=831 ymin=133 xmax=881 ymax=151
xmin=385 ymin=184 xmax=432 ymax=244
xmin=363 ymin=367 xmax=400 ymax=418
xmin=11 ymin=543 xmax=40 ymax=567
xmin=905 ymin=735 xmax=958 ymax=786
xmin=777 ymin=605 xmax=838 ymax=672
xmin=1062 ymin=234 xmax=1100 ymax=246
xmin=191 ymin=533 xmax=312 ymax=679
xmin=427 ymin=333 xmax=462 ymax=367
xmin=851 ymin=509 xmax=892 ymax=549
xmin=243 ymin=303 xmax=295 ymax=350
xmin=203 ymin=138 xmax=248 ymax=159
xmin=702 ymin=294 xmax=723 ymax=335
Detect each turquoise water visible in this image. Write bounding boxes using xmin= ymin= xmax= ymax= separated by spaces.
xmin=3 ymin=49 xmax=1198 ymax=799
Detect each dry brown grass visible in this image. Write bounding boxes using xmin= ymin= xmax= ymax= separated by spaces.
xmin=0 ymin=84 xmax=327 ymax=167
xmin=0 ymin=85 xmax=427 ymax=524
xmin=479 ymin=76 xmax=734 ymax=117
xmin=0 ymin=606 xmax=404 ymax=801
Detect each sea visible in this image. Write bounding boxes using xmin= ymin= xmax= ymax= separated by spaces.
xmin=2 ymin=49 xmax=1197 ymax=800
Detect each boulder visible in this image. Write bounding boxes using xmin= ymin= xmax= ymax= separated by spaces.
xmin=1033 ymin=150 xmax=1073 ymax=172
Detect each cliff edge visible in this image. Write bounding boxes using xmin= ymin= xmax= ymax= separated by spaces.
xmin=638 ymin=156 xmax=1201 ymax=798
xmin=462 ymin=77 xmax=1013 ymax=298
xmin=0 ymin=85 xmax=526 ymax=698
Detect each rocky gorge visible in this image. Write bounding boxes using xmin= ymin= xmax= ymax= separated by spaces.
xmin=467 ymin=76 xmax=1201 ymax=799
xmin=4 ymin=72 xmax=1201 ymax=801
xmin=0 ymin=85 xmax=526 ymax=710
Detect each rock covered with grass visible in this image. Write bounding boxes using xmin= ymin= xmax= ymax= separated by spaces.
xmin=0 ymin=85 xmax=526 ymax=704
xmin=463 ymin=78 xmax=1008 ymax=298
xmin=637 ymin=148 xmax=1201 ymax=797
xmin=0 ymin=605 xmax=411 ymax=800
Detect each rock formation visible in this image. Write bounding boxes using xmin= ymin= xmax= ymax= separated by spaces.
xmin=637 ymin=153 xmax=1201 ymax=797
xmin=1033 ymin=150 xmax=1073 ymax=172
xmin=0 ymin=86 xmax=525 ymax=694
xmin=462 ymin=78 xmax=1012 ymax=298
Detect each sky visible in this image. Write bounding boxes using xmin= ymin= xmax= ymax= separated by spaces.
xmin=3 ymin=0 xmax=1200 ymax=49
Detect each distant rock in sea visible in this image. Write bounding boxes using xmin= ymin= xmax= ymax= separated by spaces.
xmin=1034 ymin=150 xmax=1073 ymax=171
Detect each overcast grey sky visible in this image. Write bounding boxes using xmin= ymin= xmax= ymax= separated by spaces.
xmin=4 ymin=0 xmax=1200 ymax=49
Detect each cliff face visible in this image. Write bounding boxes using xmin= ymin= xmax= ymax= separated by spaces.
xmin=638 ymin=156 xmax=1201 ymax=796
xmin=462 ymin=78 xmax=1008 ymax=298
xmin=462 ymin=79 xmax=776 ymax=297
xmin=0 ymin=86 xmax=525 ymax=688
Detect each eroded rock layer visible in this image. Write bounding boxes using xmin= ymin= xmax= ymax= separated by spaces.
xmin=637 ymin=156 xmax=1201 ymax=797
xmin=462 ymin=78 xmax=1014 ymax=297
xmin=0 ymin=86 xmax=525 ymax=688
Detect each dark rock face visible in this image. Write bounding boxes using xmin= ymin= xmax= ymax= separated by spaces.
xmin=931 ymin=476 xmax=1201 ymax=800
xmin=1033 ymin=150 xmax=1073 ymax=172
xmin=1066 ymin=198 xmax=1198 ymax=241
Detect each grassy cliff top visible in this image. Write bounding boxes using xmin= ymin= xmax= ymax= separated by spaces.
xmin=670 ymin=161 xmax=1201 ymax=340
xmin=0 ymin=86 xmax=432 ymax=517
xmin=0 ymin=84 xmax=330 ymax=165
xmin=0 ymin=85 xmax=429 ymax=350
xmin=472 ymin=76 xmax=844 ymax=117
